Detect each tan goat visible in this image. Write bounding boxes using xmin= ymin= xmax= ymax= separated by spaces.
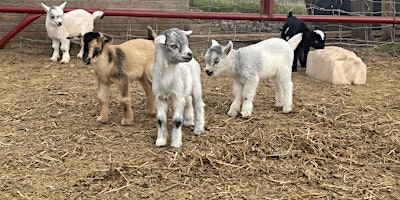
xmin=82 ymin=28 xmax=156 ymax=125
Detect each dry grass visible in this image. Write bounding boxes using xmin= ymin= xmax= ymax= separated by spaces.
xmin=0 ymin=44 xmax=399 ymax=199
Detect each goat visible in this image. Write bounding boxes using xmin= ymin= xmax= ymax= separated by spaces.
xmin=152 ymin=28 xmax=205 ymax=148
xmin=41 ymin=1 xmax=103 ymax=64
xmin=281 ymin=11 xmax=325 ymax=72
xmin=81 ymin=27 xmax=156 ymax=125
xmin=205 ymin=34 xmax=302 ymax=117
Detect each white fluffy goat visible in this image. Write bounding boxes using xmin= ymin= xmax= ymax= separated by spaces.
xmin=205 ymin=34 xmax=302 ymax=117
xmin=152 ymin=28 xmax=205 ymax=148
xmin=40 ymin=2 xmax=103 ymax=63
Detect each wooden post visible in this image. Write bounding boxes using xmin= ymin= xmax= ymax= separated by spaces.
xmin=381 ymin=0 xmax=394 ymax=41
xmin=351 ymin=0 xmax=372 ymax=40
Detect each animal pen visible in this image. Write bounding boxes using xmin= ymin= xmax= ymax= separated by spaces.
xmin=0 ymin=0 xmax=399 ymax=199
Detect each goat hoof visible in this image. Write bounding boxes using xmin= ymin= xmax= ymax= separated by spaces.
xmin=49 ymin=57 xmax=58 ymax=62
xmin=155 ymin=138 xmax=167 ymax=147
xmin=121 ymin=119 xmax=133 ymax=126
xmin=275 ymin=103 xmax=283 ymax=107
xmin=96 ymin=116 xmax=108 ymax=123
xmin=240 ymin=111 xmax=252 ymax=118
xmin=183 ymin=119 xmax=194 ymax=127
xmin=227 ymin=111 xmax=237 ymax=117
xmin=60 ymin=60 xmax=69 ymax=64
xmin=193 ymin=129 xmax=203 ymax=135
xmin=170 ymin=141 xmax=182 ymax=148
xmin=282 ymin=108 xmax=292 ymax=114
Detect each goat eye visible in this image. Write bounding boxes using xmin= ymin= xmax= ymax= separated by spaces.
xmin=170 ymin=44 xmax=178 ymax=49
xmin=93 ymin=48 xmax=101 ymax=56
xmin=50 ymin=16 xmax=55 ymax=19
xmin=213 ymin=59 xmax=219 ymax=65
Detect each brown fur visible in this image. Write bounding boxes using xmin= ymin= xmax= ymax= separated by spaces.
xmin=83 ymin=28 xmax=156 ymax=125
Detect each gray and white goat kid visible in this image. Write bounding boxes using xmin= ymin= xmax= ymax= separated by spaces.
xmin=41 ymin=1 xmax=103 ymax=63
xmin=82 ymin=28 xmax=156 ymax=125
xmin=205 ymin=34 xmax=302 ymax=117
xmin=153 ymin=28 xmax=205 ymax=148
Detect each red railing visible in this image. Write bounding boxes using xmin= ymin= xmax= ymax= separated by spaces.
xmin=1 ymin=0 xmax=400 ymax=48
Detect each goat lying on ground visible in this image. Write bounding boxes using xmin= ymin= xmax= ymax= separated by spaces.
xmin=205 ymin=34 xmax=302 ymax=117
xmin=281 ymin=11 xmax=325 ymax=72
xmin=81 ymin=27 xmax=156 ymax=125
xmin=153 ymin=28 xmax=205 ymax=148
xmin=41 ymin=1 xmax=103 ymax=64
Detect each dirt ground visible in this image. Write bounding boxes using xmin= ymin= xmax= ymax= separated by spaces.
xmin=0 ymin=42 xmax=399 ymax=199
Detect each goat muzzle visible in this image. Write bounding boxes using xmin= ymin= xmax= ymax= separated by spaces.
xmin=83 ymin=57 xmax=91 ymax=65
xmin=205 ymin=69 xmax=213 ymax=76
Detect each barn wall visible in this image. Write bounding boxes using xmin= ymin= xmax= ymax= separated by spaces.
xmin=0 ymin=0 xmax=189 ymax=45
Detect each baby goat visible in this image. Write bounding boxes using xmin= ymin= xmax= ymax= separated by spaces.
xmin=281 ymin=11 xmax=325 ymax=72
xmin=205 ymin=34 xmax=302 ymax=117
xmin=82 ymin=27 xmax=156 ymax=125
xmin=153 ymin=28 xmax=205 ymax=148
xmin=41 ymin=2 xmax=103 ymax=64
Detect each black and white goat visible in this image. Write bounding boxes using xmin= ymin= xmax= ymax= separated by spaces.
xmin=152 ymin=28 xmax=205 ymax=148
xmin=281 ymin=11 xmax=325 ymax=72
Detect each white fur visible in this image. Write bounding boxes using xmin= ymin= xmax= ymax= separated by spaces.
xmin=152 ymin=28 xmax=205 ymax=148
xmin=205 ymin=34 xmax=302 ymax=117
xmin=40 ymin=2 xmax=103 ymax=63
xmin=314 ymin=29 xmax=325 ymax=40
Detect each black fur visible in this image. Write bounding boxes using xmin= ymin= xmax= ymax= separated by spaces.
xmin=108 ymin=51 xmax=113 ymax=64
xmin=281 ymin=11 xmax=325 ymax=72
xmin=82 ymin=32 xmax=102 ymax=63
xmin=109 ymin=48 xmax=126 ymax=80
xmin=173 ymin=119 xmax=182 ymax=128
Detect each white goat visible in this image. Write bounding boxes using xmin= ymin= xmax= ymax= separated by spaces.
xmin=40 ymin=2 xmax=104 ymax=63
xmin=153 ymin=28 xmax=205 ymax=148
xmin=205 ymin=34 xmax=302 ymax=117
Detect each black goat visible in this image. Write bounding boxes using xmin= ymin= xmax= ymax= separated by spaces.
xmin=281 ymin=11 xmax=325 ymax=72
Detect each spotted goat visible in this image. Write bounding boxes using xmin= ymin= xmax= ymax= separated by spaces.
xmin=81 ymin=27 xmax=156 ymax=125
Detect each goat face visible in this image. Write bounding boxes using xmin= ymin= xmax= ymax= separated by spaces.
xmin=205 ymin=40 xmax=233 ymax=77
xmin=310 ymin=29 xmax=325 ymax=49
xmin=82 ymin=32 xmax=110 ymax=65
xmin=154 ymin=28 xmax=193 ymax=64
xmin=41 ymin=2 xmax=66 ymax=27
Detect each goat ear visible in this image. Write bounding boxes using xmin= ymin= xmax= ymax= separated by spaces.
xmin=59 ymin=2 xmax=67 ymax=9
xmin=40 ymin=3 xmax=50 ymax=12
xmin=183 ymin=30 xmax=193 ymax=36
xmin=211 ymin=40 xmax=219 ymax=47
xmin=223 ymin=41 xmax=233 ymax=55
xmin=103 ymin=36 xmax=113 ymax=44
xmin=154 ymin=35 xmax=167 ymax=45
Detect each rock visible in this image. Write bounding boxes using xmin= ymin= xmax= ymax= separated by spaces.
xmin=306 ymin=46 xmax=367 ymax=84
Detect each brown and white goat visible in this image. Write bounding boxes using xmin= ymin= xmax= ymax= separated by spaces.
xmin=82 ymin=28 xmax=156 ymax=125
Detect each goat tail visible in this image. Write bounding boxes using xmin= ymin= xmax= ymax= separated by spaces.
xmin=91 ymin=11 xmax=104 ymax=20
xmin=147 ymin=26 xmax=157 ymax=41
xmin=287 ymin=33 xmax=302 ymax=50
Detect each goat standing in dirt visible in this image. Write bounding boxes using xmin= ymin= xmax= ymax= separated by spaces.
xmin=152 ymin=28 xmax=205 ymax=148
xmin=41 ymin=1 xmax=103 ymax=63
xmin=205 ymin=34 xmax=303 ymax=117
xmin=82 ymin=27 xmax=156 ymax=125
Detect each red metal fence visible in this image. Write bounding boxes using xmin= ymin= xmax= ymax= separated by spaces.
xmin=1 ymin=0 xmax=400 ymax=48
